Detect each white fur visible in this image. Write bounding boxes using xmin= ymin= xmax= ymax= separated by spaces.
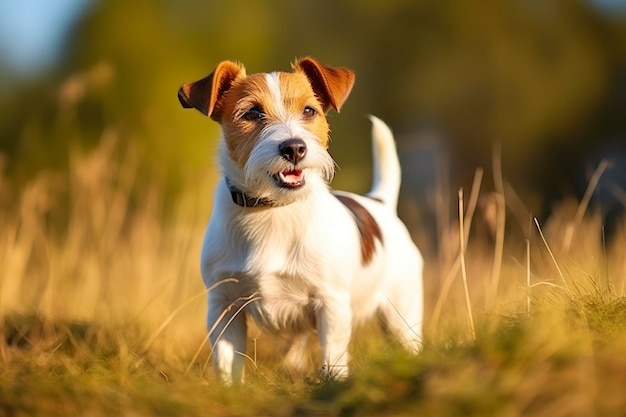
xmin=264 ymin=73 xmax=287 ymax=119
xmin=202 ymin=109 xmax=423 ymax=384
xmin=367 ymin=115 xmax=402 ymax=211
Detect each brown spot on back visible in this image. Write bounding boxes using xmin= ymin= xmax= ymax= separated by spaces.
xmin=335 ymin=195 xmax=383 ymax=266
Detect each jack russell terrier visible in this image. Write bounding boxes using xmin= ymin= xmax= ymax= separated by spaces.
xmin=178 ymin=57 xmax=423 ymax=384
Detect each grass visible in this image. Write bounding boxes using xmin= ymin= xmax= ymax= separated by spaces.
xmin=2 ymin=134 xmax=626 ymax=416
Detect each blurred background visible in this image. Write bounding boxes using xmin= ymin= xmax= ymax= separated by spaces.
xmin=0 ymin=0 xmax=625 ymax=257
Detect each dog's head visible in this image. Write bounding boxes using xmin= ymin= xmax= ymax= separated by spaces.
xmin=178 ymin=57 xmax=355 ymax=205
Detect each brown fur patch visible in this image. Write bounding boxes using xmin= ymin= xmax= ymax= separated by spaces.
xmin=335 ymin=195 xmax=383 ymax=266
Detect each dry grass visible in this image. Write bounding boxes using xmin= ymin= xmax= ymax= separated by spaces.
xmin=2 ymin=132 xmax=626 ymax=416
xmin=0 ymin=132 xmax=213 ymax=361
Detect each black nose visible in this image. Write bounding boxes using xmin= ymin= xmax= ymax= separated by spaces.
xmin=279 ymin=138 xmax=307 ymax=164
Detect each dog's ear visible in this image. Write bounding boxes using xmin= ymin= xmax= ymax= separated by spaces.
xmin=178 ymin=61 xmax=245 ymax=121
xmin=294 ymin=57 xmax=355 ymax=113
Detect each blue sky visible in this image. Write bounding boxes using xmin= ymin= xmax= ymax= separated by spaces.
xmin=0 ymin=0 xmax=92 ymax=76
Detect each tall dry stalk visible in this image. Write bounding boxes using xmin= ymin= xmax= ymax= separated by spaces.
xmin=534 ymin=218 xmax=573 ymax=298
xmin=458 ymin=188 xmax=476 ymax=340
xmin=430 ymin=168 xmax=483 ymax=333
xmin=526 ymin=238 xmax=531 ymax=317
xmin=490 ymin=144 xmax=506 ymax=308
xmin=562 ymin=160 xmax=609 ymax=252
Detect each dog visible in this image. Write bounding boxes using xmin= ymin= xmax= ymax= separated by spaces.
xmin=178 ymin=57 xmax=423 ymax=384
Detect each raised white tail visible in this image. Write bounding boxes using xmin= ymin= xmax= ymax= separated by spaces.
xmin=367 ymin=115 xmax=401 ymax=212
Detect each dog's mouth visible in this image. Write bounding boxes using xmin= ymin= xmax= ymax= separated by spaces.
xmin=274 ymin=169 xmax=306 ymax=189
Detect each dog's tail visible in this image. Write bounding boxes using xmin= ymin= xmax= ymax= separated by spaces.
xmin=367 ymin=115 xmax=401 ymax=212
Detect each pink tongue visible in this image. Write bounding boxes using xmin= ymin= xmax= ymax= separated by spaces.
xmin=282 ymin=170 xmax=303 ymax=183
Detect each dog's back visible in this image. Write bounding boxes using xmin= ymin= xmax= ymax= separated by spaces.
xmin=333 ymin=117 xmax=423 ymax=351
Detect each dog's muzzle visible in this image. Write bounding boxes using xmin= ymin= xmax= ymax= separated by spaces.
xmin=275 ymin=139 xmax=307 ymax=189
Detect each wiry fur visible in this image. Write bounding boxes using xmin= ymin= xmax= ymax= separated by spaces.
xmin=178 ymin=58 xmax=424 ymax=384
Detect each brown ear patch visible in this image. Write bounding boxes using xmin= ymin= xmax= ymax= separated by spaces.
xmin=293 ymin=57 xmax=355 ymax=113
xmin=335 ymin=195 xmax=383 ymax=266
xmin=178 ymin=61 xmax=245 ymax=121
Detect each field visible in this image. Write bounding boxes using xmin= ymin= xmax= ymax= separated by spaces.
xmin=2 ymin=137 xmax=626 ymax=417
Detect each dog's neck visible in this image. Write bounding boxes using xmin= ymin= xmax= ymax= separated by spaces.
xmin=225 ymin=178 xmax=277 ymax=208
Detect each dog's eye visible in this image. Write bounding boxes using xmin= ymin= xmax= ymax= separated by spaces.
xmin=242 ymin=107 xmax=264 ymax=121
xmin=303 ymin=106 xmax=317 ymax=120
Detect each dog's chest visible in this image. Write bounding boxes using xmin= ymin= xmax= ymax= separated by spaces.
xmin=235 ymin=209 xmax=331 ymax=332
xmin=238 ymin=204 xmax=328 ymax=274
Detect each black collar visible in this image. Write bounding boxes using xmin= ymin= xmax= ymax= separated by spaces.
xmin=225 ymin=178 xmax=275 ymax=208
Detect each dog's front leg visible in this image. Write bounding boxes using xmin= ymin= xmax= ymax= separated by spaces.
xmin=317 ymin=294 xmax=352 ymax=380
xmin=207 ymin=292 xmax=248 ymax=385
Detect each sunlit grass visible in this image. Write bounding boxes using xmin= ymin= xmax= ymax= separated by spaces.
xmin=2 ymin=132 xmax=626 ymax=416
